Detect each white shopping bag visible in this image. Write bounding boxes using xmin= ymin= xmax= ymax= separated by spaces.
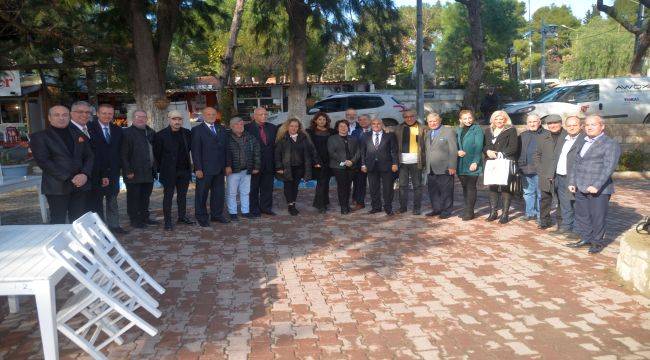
xmin=483 ymin=153 xmax=511 ymax=186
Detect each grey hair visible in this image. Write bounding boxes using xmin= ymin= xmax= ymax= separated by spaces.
xmin=229 ymin=116 xmax=244 ymax=126
xmin=70 ymin=101 xmax=92 ymax=111
xmin=48 ymin=105 xmax=69 ymax=116
xmin=526 ymin=113 xmax=541 ymax=122
xmin=358 ymin=114 xmax=370 ymax=121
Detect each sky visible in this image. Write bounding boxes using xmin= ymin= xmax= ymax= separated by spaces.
xmin=393 ymin=0 xmax=596 ymax=21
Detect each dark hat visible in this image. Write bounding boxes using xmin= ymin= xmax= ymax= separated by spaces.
xmin=545 ymin=114 xmax=562 ymax=124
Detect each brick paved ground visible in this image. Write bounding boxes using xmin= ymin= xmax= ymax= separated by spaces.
xmin=1 ymin=180 xmax=649 ymax=359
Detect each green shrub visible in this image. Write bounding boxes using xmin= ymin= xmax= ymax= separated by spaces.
xmin=617 ymin=149 xmax=650 ymax=171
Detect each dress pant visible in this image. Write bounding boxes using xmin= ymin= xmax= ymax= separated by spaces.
xmin=226 ymin=170 xmax=251 ymax=214
xmin=352 ymin=171 xmax=367 ymax=206
xmin=574 ymin=191 xmax=610 ymax=246
xmin=46 ymin=191 xmax=88 ymax=224
xmin=250 ymin=170 xmax=275 ymax=214
xmin=522 ymin=174 xmax=541 ymax=218
xmin=91 ymin=190 xmax=120 ymax=228
xmin=312 ymin=167 xmax=331 ymax=209
xmin=458 ymin=175 xmax=478 ymax=216
xmin=332 ymin=168 xmax=354 ymax=211
xmin=427 ymin=173 xmax=454 ymax=215
xmin=398 ymin=163 xmax=422 ymax=212
xmin=283 ymin=166 xmax=305 ymax=204
xmin=126 ymin=182 xmax=153 ymax=226
xmin=554 ymin=175 xmax=575 ymax=231
xmin=162 ymin=172 xmax=190 ymax=224
xmin=195 ymin=173 xmax=225 ymax=222
xmin=539 ymin=188 xmax=559 ymax=226
xmin=368 ymin=170 xmax=394 ymax=213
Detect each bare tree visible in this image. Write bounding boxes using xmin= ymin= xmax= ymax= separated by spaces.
xmin=456 ymin=0 xmax=485 ymax=112
xmin=597 ymin=0 xmax=649 ymax=75
xmin=216 ymin=0 xmax=246 ymax=108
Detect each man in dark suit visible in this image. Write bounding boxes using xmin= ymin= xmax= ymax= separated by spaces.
xmin=30 ymin=105 xmax=94 ymax=224
xmin=360 ymin=117 xmax=398 ymax=215
xmin=154 ymin=110 xmax=195 ymax=231
xmin=191 ymin=106 xmax=230 ymax=226
xmin=245 ymin=107 xmax=277 ymax=217
xmin=87 ymin=103 xmax=127 ymax=234
xmin=121 ymin=109 xmax=158 ymax=229
xmin=350 ymin=114 xmax=371 ymax=210
xmin=567 ymin=115 xmax=621 ymax=254
xmin=532 ymin=115 xmax=564 ymax=230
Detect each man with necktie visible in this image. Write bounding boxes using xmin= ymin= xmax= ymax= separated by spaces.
xmin=422 ymin=112 xmax=458 ymax=218
xmin=87 ymin=103 xmax=127 ymax=234
xmin=69 ymin=101 xmax=93 ymax=139
xmin=360 ymin=117 xmax=398 ymax=216
xmin=191 ymin=107 xmax=230 ymax=226
xmin=245 ymin=107 xmax=278 ymax=217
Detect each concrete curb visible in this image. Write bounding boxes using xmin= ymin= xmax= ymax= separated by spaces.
xmin=613 ymin=171 xmax=650 ymax=180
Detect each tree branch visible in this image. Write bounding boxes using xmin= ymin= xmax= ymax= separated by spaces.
xmin=596 ymin=0 xmax=641 ymax=34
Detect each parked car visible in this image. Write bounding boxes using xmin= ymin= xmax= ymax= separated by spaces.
xmin=267 ymin=93 xmax=406 ymax=127
xmin=503 ymin=86 xmax=566 ymax=109
xmin=506 ymin=77 xmax=650 ymax=124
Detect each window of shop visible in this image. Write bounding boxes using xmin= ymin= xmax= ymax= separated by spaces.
xmin=0 ymin=101 xmax=24 ymax=124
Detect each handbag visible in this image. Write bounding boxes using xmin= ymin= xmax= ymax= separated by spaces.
xmin=483 ymin=153 xmax=512 ymax=186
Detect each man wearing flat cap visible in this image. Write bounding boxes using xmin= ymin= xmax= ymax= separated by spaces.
xmin=153 ymin=110 xmax=194 ymax=230
xmin=533 ymin=114 xmax=567 ymax=230
xmin=225 ymin=117 xmax=261 ymax=220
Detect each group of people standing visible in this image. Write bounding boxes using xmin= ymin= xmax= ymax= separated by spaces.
xmin=30 ymin=101 xmax=621 ymax=254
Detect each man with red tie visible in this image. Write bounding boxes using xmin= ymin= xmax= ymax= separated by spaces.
xmin=245 ymin=107 xmax=278 ymax=217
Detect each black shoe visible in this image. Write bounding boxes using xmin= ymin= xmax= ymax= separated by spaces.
xmin=251 ymin=212 xmax=262 ymax=218
xmin=426 ymin=211 xmax=441 ymax=217
xmin=242 ymin=213 xmax=255 ymax=219
xmin=385 ymin=211 xmax=395 ymax=216
xmin=340 ymin=208 xmax=350 ymax=215
xmin=538 ymin=222 xmax=553 ymax=230
xmin=498 ymin=213 xmax=510 ymax=224
xmin=486 ymin=211 xmax=498 ymax=222
xmin=319 ymin=208 xmax=327 ymax=214
xmin=211 ymin=216 xmax=231 ymax=223
xmin=261 ymin=210 xmax=276 ymax=216
xmin=368 ymin=209 xmax=382 ymax=214
xmin=588 ymin=243 xmax=606 ymax=254
xmin=413 ymin=209 xmax=421 ymax=215
xmin=144 ymin=218 xmax=160 ymax=225
xmin=164 ymin=223 xmax=173 ymax=231
xmin=288 ymin=205 xmax=299 ymax=216
xmin=197 ymin=220 xmax=210 ymax=227
xmin=439 ymin=213 xmax=452 ymax=219
xmin=397 ymin=207 xmax=408 ymax=214
xmin=109 ymin=226 xmax=129 ymax=235
xmin=230 ymin=214 xmax=239 ymax=221
xmin=177 ymin=217 xmax=195 ymax=225
xmin=566 ymin=239 xmax=591 ymax=248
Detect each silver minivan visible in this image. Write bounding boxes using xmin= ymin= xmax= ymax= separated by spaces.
xmin=506 ymin=77 xmax=650 ymax=124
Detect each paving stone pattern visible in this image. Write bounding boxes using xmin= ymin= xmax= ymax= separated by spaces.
xmin=1 ymin=180 xmax=649 ymax=359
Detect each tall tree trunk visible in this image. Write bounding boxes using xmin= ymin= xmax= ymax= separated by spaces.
xmin=597 ymin=1 xmax=649 ymax=76
xmin=128 ymin=0 xmax=171 ymax=130
xmin=286 ymin=2 xmax=310 ymax=121
xmin=216 ymin=0 xmax=246 ymax=110
xmin=457 ymin=0 xmax=485 ymax=112
xmin=632 ymin=31 xmax=649 ymax=75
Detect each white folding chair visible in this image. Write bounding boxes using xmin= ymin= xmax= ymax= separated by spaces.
xmin=46 ymin=231 xmax=160 ymax=360
xmin=71 ymin=212 xmax=165 ymax=306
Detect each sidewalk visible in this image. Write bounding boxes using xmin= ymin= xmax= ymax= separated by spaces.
xmin=1 ymin=180 xmax=649 ymax=359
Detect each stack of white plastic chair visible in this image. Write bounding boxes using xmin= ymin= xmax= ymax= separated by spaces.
xmin=45 ymin=214 xmax=165 ymax=360
xmin=71 ymin=212 xmax=165 ymax=306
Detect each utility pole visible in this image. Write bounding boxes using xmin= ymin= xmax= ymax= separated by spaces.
xmin=540 ymin=19 xmax=546 ymax=89
xmin=416 ymin=0 xmax=424 ymax=122
xmin=528 ymin=0 xmax=532 ymax=98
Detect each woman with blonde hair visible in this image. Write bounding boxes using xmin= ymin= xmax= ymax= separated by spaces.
xmin=456 ymin=109 xmax=484 ymax=221
xmin=275 ymin=118 xmax=320 ymax=215
xmin=483 ymin=110 xmax=518 ymax=223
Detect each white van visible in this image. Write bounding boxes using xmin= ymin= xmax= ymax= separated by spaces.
xmin=505 ymin=77 xmax=650 ymax=124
